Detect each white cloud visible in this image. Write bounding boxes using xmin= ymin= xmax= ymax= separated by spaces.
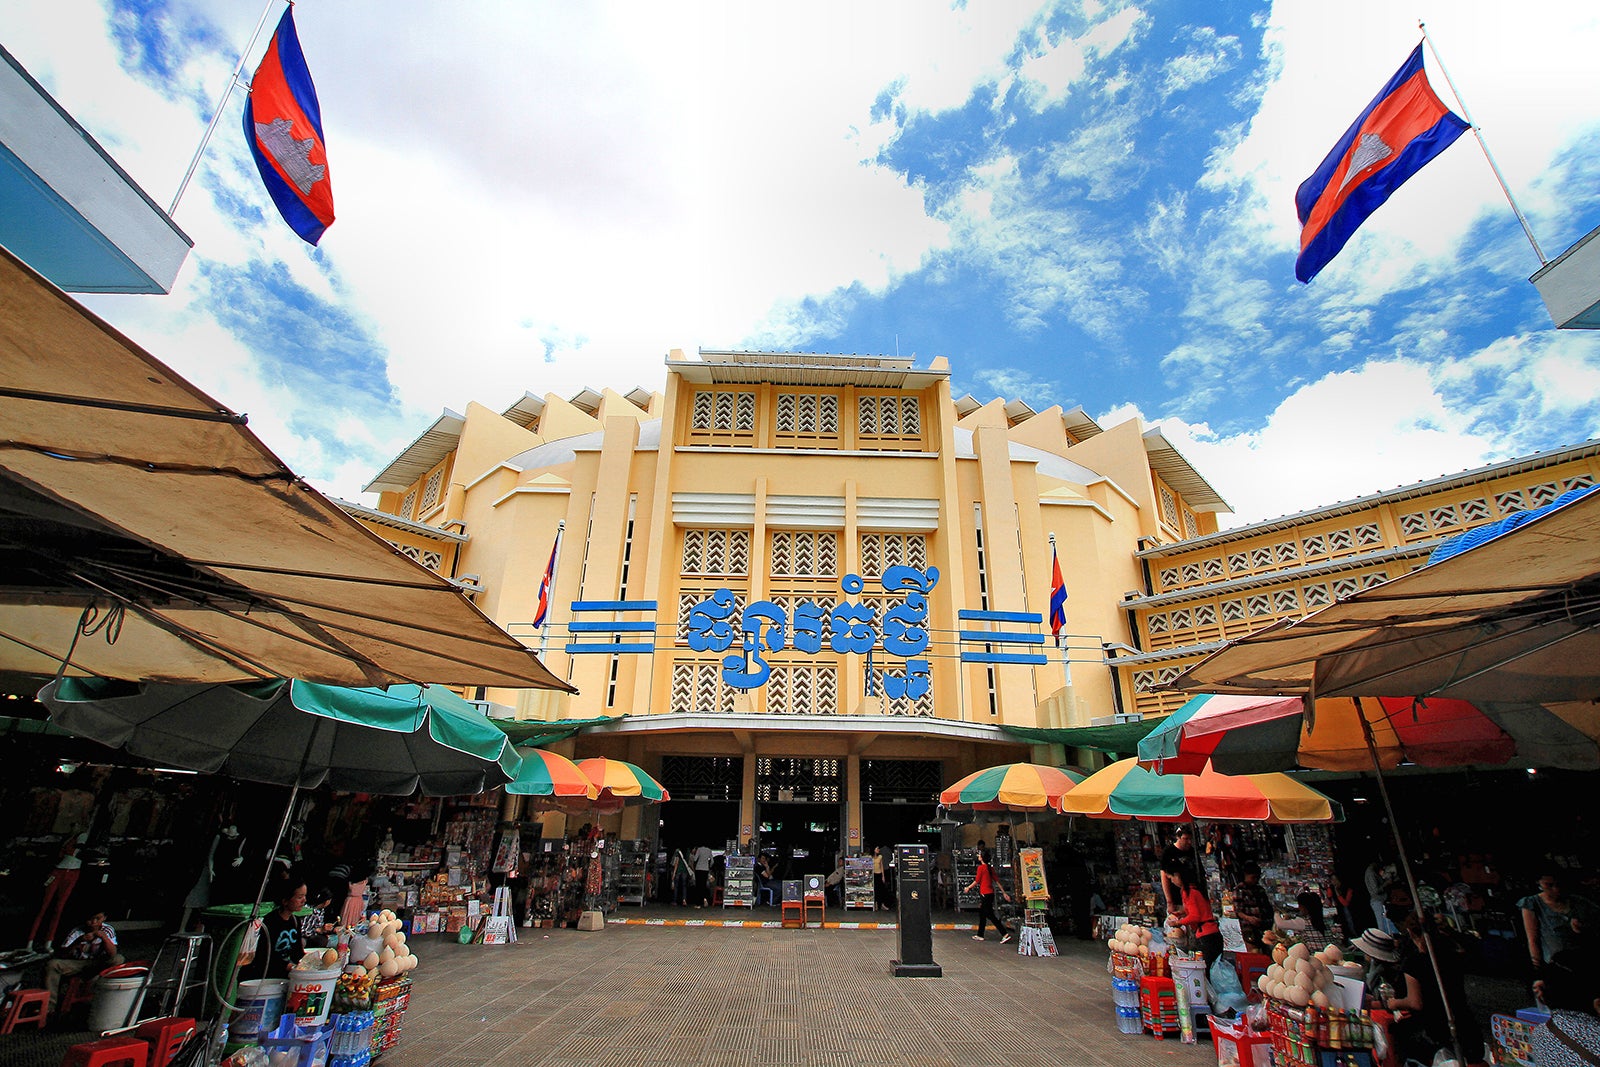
xmin=1161 ymin=26 xmax=1241 ymax=97
xmin=1129 ymin=333 xmax=1600 ymax=527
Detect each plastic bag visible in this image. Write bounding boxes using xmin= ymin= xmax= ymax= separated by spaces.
xmin=1209 ymin=955 xmax=1249 ymax=1015
xmin=1430 ymin=1050 xmax=1461 ymax=1067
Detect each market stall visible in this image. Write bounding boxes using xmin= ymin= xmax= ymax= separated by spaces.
xmin=1062 ymin=759 xmax=1343 ymax=1048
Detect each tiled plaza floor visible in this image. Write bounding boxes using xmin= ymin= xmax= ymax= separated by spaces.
xmin=384 ymin=925 xmax=1218 ymax=1067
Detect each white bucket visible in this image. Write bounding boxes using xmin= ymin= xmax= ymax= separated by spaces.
xmin=232 ymin=978 xmax=287 ymax=1037
xmin=283 ymin=966 xmax=341 ymax=1025
xmin=87 ymin=966 xmax=147 ymax=1033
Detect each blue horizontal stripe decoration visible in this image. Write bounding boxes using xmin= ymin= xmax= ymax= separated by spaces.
xmin=565 ymin=642 xmax=655 ymax=655
xmin=958 ymin=630 xmax=1045 ymax=645
xmin=958 ymin=609 xmax=1042 ymax=624
xmin=960 ymin=651 xmax=1049 ymax=665
xmin=568 ymin=620 xmax=656 ymax=633
xmin=564 ymin=601 xmax=660 ymax=654
xmin=959 ymin=606 xmax=1047 ymax=665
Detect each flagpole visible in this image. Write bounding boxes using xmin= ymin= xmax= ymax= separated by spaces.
xmin=1418 ymin=21 xmax=1546 ymax=265
xmin=538 ymin=521 xmax=566 ymax=660
xmin=169 ymin=0 xmax=283 ymax=217
xmin=1049 ymin=533 xmax=1071 ymax=686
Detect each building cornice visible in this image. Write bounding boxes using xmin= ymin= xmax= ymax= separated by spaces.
xmin=334 ymin=499 xmax=468 ymax=542
xmin=566 ymin=711 xmax=1020 ymax=743
xmin=1127 ymin=541 xmax=1438 ymax=609
xmin=1138 ymin=439 xmax=1600 ymax=559
xmin=1106 ymin=642 xmax=1227 ymax=668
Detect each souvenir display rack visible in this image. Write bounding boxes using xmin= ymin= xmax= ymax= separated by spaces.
xmin=844 ymin=855 xmax=875 ymax=909
xmin=723 ymin=854 xmax=756 ymax=908
xmin=953 ymin=849 xmax=980 ymax=910
xmin=615 ymin=840 xmax=649 ymax=905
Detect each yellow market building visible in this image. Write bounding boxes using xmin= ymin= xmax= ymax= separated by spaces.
xmin=347 ymin=346 xmax=1600 ymax=859
xmin=344 ymin=349 xmax=1228 ymax=856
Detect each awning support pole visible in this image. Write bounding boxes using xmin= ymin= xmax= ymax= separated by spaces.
xmin=1356 ymin=697 xmax=1462 ymax=1061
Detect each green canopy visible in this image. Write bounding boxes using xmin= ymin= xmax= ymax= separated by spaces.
xmin=998 ymin=718 xmax=1161 ymax=755
xmin=41 ymin=677 xmax=521 ymax=795
xmin=491 ymin=716 xmax=618 ymax=747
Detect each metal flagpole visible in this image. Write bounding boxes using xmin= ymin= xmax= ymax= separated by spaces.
xmin=169 ymin=0 xmax=283 ymax=216
xmin=539 ymin=521 xmax=566 ymax=660
xmin=1418 ymin=21 xmax=1546 ymax=265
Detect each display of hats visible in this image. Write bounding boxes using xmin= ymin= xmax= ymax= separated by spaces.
xmin=1352 ymin=928 xmax=1400 ymax=962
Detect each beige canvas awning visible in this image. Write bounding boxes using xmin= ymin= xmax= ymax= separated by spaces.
xmin=0 ymin=246 xmax=573 ymax=691
xmin=1174 ymin=488 xmax=1600 ymax=705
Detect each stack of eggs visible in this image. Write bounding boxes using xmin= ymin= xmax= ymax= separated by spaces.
xmin=1258 ymin=942 xmax=1345 ymax=1008
xmin=357 ymin=909 xmax=420 ymax=978
xmin=1106 ymin=922 xmax=1156 ymax=960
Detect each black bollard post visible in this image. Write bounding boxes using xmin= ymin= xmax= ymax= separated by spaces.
xmin=892 ymin=843 xmax=942 ymax=977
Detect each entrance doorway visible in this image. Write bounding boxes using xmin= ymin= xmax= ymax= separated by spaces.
xmin=754 ymin=801 xmax=841 ymax=879
xmin=861 ymin=803 xmax=940 ymax=855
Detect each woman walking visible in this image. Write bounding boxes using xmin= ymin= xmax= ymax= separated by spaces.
xmin=966 ymin=848 xmax=1012 ymax=944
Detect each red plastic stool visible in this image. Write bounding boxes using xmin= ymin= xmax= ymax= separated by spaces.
xmin=1 ymin=988 xmax=50 ymax=1033
xmin=58 ymin=973 xmax=97 ymax=1014
xmin=60 ymin=1036 xmax=150 ymax=1067
xmin=1138 ymin=976 xmax=1180 ymax=1039
xmin=135 ymin=1017 xmax=196 ymax=1066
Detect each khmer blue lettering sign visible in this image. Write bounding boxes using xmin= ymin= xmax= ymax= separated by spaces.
xmin=684 ymin=566 xmax=939 ymax=695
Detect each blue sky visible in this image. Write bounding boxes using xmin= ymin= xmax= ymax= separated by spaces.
xmin=6 ymin=0 xmax=1600 ymax=524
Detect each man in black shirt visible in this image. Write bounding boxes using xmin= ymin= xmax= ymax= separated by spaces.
xmin=1160 ymin=828 xmax=1197 ymax=912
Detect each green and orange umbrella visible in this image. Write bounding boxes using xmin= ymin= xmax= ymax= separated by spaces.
xmin=577 ymin=757 xmax=670 ymax=805
xmin=939 ymin=762 xmax=1085 ymax=811
xmin=505 ymin=746 xmax=598 ymax=799
xmin=1052 ymin=757 xmax=1339 ymax=824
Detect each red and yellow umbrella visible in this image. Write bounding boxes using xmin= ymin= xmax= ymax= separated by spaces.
xmin=1053 ymin=757 xmax=1338 ymax=823
xmin=577 ymin=757 xmax=670 ymax=804
xmin=939 ymin=762 xmax=1085 ymax=811
xmin=505 ymin=746 xmax=597 ymax=798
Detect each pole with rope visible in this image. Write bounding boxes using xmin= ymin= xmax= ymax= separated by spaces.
xmin=1418 ymin=21 xmax=1546 ymax=265
xmin=169 ymin=0 xmax=283 ymax=217
xmin=1351 ymin=696 xmax=1464 ymax=1062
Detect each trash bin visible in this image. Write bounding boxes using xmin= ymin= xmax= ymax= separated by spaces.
xmin=200 ymin=902 xmax=273 ymax=1014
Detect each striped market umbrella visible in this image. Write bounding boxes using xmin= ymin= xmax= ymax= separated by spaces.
xmin=506 ymin=746 xmax=598 ymax=799
xmin=577 ymin=757 xmax=670 ymax=804
xmin=1053 ymin=757 xmax=1339 ymax=823
xmin=1135 ymin=692 xmax=1546 ymax=775
xmin=939 ymin=762 xmax=1085 ymax=811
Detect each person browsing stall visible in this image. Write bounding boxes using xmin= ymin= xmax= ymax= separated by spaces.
xmin=966 ymin=847 xmax=1013 ymax=945
xmin=1521 ymin=872 xmax=1597 ymax=973
xmin=1232 ymin=863 xmax=1274 ymax=952
xmin=1168 ymin=867 xmax=1223 ymax=969
xmin=1160 ymin=828 xmax=1198 ymax=913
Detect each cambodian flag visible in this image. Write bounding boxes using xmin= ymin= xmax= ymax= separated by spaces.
xmin=531 ymin=530 xmax=560 ymax=629
xmin=1295 ymin=45 xmax=1467 ymax=283
xmin=1048 ymin=544 xmax=1067 ymax=646
xmin=243 ymin=8 xmax=335 ymax=245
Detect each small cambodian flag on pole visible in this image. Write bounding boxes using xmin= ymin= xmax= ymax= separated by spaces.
xmin=243 ymin=7 xmax=335 ymax=245
xmin=1048 ymin=543 xmax=1068 ymax=647
xmin=1295 ymin=44 xmax=1467 ymax=283
xmin=531 ymin=529 xmax=561 ymax=630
